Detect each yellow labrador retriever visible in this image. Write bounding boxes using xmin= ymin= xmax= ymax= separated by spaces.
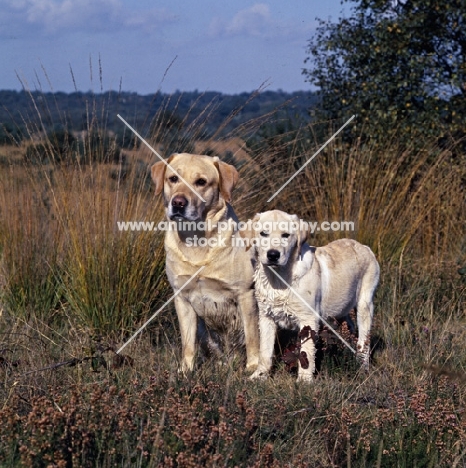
xmin=248 ymin=210 xmax=379 ymax=382
xmin=151 ymin=153 xmax=260 ymax=373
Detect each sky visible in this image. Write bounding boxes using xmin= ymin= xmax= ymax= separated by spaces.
xmin=0 ymin=0 xmax=350 ymax=95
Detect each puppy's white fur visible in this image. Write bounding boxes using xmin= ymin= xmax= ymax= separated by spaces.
xmin=249 ymin=210 xmax=380 ymax=382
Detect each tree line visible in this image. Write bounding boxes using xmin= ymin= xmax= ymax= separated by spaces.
xmin=0 ymin=89 xmax=317 ymax=147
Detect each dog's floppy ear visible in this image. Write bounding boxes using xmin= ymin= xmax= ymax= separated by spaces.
xmin=150 ymin=154 xmax=175 ymax=196
xmin=291 ymin=214 xmax=308 ymax=255
xmin=213 ymin=157 xmax=239 ymax=203
xmin=240 ymin=213 xmax=261 ymax=252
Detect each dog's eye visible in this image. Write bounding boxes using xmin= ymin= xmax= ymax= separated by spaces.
xmin=168 ymin=175 xmax=178 ymax=183
xmin=195 ymin=178 xmax=207 ymax=187
xmin=282 ymin=233 xmax=291 ymax=239
xmin=259 ymin=231 xmax=269 ymax=237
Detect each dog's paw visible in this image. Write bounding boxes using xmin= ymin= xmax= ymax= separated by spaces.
xmin=249 ymin=368 xmax=269 ymax=380
xmin=296 ymin=372 xmax=314 ymax=383
xmin=177 ymin=366 xmax=188 ymax=376
xmin=178 ymin=361 xmax=195 ymax=376
xmin=356 ymin=350 xmax=370 ymax=372
xmin=357 ymin=358 xmax=370 ymax=373
xmin=245 ymin=361 xmax=259 ymax=373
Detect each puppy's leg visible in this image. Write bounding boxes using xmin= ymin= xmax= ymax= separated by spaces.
xmin=355 ymin=271 xmax=378 ymax=370
xmin=175 ymin=296 xmax=198 ymax=373
xmin=355 ymin=301 xmax=372 ymax=370
xmin=250 ymin=313 xmax=276 ymax=380
xmin=297 ymin=322 xmax=316 ymax=382
xmin=238 ymin=290 xmax=260 ymax=372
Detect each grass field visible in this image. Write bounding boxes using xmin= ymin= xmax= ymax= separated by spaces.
xmin=0 ymin=95 xmax=465 ymax=466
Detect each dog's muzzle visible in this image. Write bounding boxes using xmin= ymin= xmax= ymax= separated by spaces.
xmin=169 ymin=195 xmax=188 ymax=220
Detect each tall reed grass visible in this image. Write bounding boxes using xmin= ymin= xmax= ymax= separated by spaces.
xmin=239 ymin=125 xmax=465 ymax=264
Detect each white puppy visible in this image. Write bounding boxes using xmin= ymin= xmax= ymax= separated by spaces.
xmin=248 ymin=210 xmax=380 ymax=382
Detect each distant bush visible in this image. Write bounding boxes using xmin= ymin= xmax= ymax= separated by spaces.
xmin=24 ymin=129 xmax=123 ymax=165
xmin=25 ymin=128 xmax=78 ymax=164
xmin=0 ymin=122 xmax=22 ymax=145
xmin=78 ymin=130 xmax=123 ymax=164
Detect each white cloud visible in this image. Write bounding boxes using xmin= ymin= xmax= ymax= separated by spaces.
xmin=209 ymin=3 xmax=272 ymax=38
xmin=226 ymin=3 xmax=271 ymax=36
xmin=1 ymin=0 xmax=177 ymax=36
xmin=209 ymin=3 xmax=313 ymax=41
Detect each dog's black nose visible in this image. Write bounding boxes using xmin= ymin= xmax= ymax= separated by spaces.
xmin=267 ymin=249 xmax=280 ymax=263
xmin=172 ymin=195 xmax=188 ymax=208
xmin=172 ymin=195 xmax=188 ymax=210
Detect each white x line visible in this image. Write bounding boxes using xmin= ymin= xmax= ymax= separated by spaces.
xmin=116 ymin=266 xmax=205 ymax=354
xmin=267 ymin=266 xmax=357 ymax=354
xmin=117 ymin=114 xmax=206 ymax=202
xmin=115 ymin=112 xmax=357 ymax=356
xmin=267 ymin=115 xmax=355 ymax=202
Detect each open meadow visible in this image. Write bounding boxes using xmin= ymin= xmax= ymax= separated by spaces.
xmin=0 ymin=92 xmax=465 ymax=467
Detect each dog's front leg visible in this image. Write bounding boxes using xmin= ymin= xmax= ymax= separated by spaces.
xmin=238 ymin=290 xmax=260 ymax=372
xmin=297 ymin=305 xmax=319 ymax=383
xmin=175 ymin=296 xmax=198 ymax=373
xmin=250 ymin=312 xmax=276 ymax=380
xmin=297 ymin=325 xmax=316 ymax=382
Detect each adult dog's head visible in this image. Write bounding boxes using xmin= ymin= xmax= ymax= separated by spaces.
xmin=151 ymin=153 xmax=239 ymax=222
xmin=249 ymin=210 xmax=308 ymax=267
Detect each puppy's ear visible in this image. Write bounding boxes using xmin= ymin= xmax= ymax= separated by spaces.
xmin=240 ymin=213 xmax=261 ymax=252
xmin=150 ymin=155 xmax=175 ymax=196
xmin=213 ymin=157 xmax=239 ymax=203
xmin=291 ymin=214 xmax=308 ymax=255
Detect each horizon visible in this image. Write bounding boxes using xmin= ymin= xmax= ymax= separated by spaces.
xmin=0 ymin=87 xmax=316 ymax=97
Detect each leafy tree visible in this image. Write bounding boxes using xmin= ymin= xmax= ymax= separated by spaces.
xmin=303 ymin=0 xmax=466 ymax=143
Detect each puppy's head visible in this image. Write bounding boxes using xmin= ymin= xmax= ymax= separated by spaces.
xmin=151 ymin=153 xmax=239 ymax=222
xmin=249 ymin=210 xmax=308 ymax=267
